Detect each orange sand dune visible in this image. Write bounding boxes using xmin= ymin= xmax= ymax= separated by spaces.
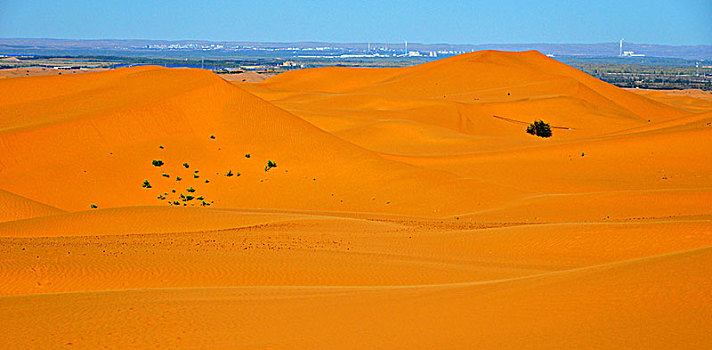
xmin=629 ymin=88 xmax=712 ymax=112
xmin=0 ymin=65 xmax=520 ymax=215
xmin=0 ymin=189 xmax=64 ymax=223
xmin=250 ymin=51 xmax=691 ymax=142
xmin=219 ymin=71 xmax=270 ymax=83
xmin=2 ymin=238 xmax=710 ymax=349
xmin=2 ymin=212 xmax=710 ymax=296
xmin=1 ymin=51 xmax=711 ymax=348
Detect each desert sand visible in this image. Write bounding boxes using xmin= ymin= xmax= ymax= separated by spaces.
xmin=219 ymin=71 xmax=271 ymax=83
xmin=0 ymin=67 xmax=108 ymax=79
xmin=1 ymin=50 xmax=710 ymax=349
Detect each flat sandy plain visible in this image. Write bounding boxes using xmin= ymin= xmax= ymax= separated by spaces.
xmin=1 ymin=51 xmax=710 ymax=349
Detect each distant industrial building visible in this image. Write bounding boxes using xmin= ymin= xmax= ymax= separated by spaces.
xmin=622 ymin=51 xmax=645 ymax=57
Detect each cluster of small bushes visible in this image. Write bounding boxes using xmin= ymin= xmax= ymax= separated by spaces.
xmin=143 ymin=147 xmax=284 ymax=208
xmin=526 ymin=120 xmax=552 ymax=138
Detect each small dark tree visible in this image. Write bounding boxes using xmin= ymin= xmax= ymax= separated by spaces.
xmin=526 ymin=120 xmax=552 ymax=138
xmin=142 ymin=180 xmax=152 ymax=188
xmin=183 ymin=163 xmax=190 ymax=168
xmin=265 ymin=160 xmax=277 ymax=172
xmin=245 ymin=154 xmax=251 ymax=158
xmin=152 ymin=160 xmax=164 ymax=167
xmin=186 ymin=187 xmax=196 ymax=193
xmin=226 ymin=170 xmax=233 ymax=177
xmin=90 ymin=204 xmax=98 ymax=209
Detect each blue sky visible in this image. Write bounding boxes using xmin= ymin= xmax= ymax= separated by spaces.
xmin=0 ymin=0 xmax=710 ymax=45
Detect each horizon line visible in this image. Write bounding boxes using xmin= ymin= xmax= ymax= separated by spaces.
xmin=2 ymin=37 xmax=711 ymax=48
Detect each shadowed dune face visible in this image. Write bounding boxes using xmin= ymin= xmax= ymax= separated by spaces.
xmin=1 ymin=52 xmax=711 ymax=348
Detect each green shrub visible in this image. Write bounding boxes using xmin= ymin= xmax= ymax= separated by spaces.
xmin=265 ymin=160 xmax=277 ymax=172
xmin=183 ymin=163 xmax=190 ymax=168
xmin=186 ymin=195 xmax=195 ymax=201
xmin=193 ymin=174 xmax=199 ymax=178
xmin=152 ymin=160 xmax=164 ymax=167
xmin=226 ymin=170 xmax=233 ymax=177
xmin=162 ymin=173 xmax=170 ymax=178
xmin=176 ymin=176 xmax=182 ymax=181
xmin=186 ymin=187 xmax=195 ymax=193
xmin=526 ymin=120 xmax=552 ymax=138
xmin=245 ymin=154 xmax=250 ymax=158
xmin=205 ymin=179 xmax=210 ymax=183
xmin=90 ymin=204 xmax=98 ymax=209
xmin=142 ymin=180 xmax=152 ymax=188
xmin=210 ymin=135 xmax=215 ymax=139
xmin=159 ymin=145 xmax=164 ymax=149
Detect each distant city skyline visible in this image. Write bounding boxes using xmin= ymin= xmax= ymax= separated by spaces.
xmin=0 ymin=0 xmax=710 ymax=45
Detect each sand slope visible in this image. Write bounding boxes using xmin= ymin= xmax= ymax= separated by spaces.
xmin=0 ymin=65 xmax=520 ymax=215
xmin=250 ymin=51 xmax=689 ymax=143
xmin=0 ymin=189 xmax=64 ymax=223
xmin=2 ymin=228 xmax=710 ymax=349
xmin=243 ymin=51 xmax=712 ymax=222
xmin=1 ymin=51 xmax=711 ymax=348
